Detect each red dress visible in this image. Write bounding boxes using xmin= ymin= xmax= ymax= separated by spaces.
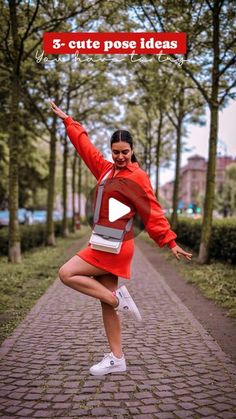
xmin=64 ymin=116 xmax=177 ymax=280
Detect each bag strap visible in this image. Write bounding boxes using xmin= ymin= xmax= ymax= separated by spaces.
xmin=94 ymin=169 xmax=112 ymax=223
xmin=125 ymin=217 xmax=133 ymax=232
xmin=93 ymin=168 xmax=133 ymax=232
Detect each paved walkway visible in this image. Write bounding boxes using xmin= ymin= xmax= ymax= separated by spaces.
xmin=0 ymin=246 xmax=236 ymax=419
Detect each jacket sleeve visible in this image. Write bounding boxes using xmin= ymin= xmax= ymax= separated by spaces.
xmin=63 ymin=116 xmax=111 ymax=180
xmin=135 ymin=173 xmax=177 ymax=249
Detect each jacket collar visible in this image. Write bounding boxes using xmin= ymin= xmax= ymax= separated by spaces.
xmin=113 ymin=162 xmax=139 ymax=172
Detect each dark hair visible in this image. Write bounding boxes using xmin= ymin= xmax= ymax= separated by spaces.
xmin=110 ymin=130 xmax=138 ymax=163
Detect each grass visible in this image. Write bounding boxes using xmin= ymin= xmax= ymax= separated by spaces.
xmin=0 ymin=226 xmax=90 ymax=344
xmin=139 ymin=231 xmax=236 ymax=318
xmin=1 ymin=226 xmax=235 ymax=345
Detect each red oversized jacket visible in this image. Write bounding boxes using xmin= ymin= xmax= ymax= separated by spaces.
xmin=64 ymin=116 xmax=177 ymax=279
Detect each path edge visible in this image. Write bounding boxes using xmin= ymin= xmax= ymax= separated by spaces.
xmin=134 ymin=246 xmax=236 ymax=383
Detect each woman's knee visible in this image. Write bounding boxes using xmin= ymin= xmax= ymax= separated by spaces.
xmin=58 ymin=263 xmax=89 ymax=286
xmin=58 ymin=265 xmax=71 ymax=285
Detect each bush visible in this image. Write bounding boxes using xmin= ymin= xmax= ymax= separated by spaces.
xmin=175 ymin=217 xmax=236 ymax=264
xmin=1 ymin=216 xmax=235 ymax=264
xmin=0 ymin=228 xmax=8 ymax=255
xmin=210 ymin=218 xmax=236 ymax=263
xmin=0 ymin=219 xmax=74 ymax=256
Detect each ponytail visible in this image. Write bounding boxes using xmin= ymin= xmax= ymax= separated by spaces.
xmin=131 ymin=153 xmax=138 ymax=163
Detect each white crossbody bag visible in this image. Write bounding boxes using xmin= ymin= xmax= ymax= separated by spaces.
xmin=89 ymin=169 xmax=133 ymax=254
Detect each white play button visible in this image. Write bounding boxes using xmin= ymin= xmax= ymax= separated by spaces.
xmin=108 ymin=198 xmax=131 ymax=222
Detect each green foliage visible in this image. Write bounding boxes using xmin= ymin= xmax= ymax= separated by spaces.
xmin=174 ymin=217 xmax=202 ymax=252
xmin=0 ymin=133 xmax=9 ymax=207
xmin=165 ymin=240 xmax=236 ymax=318
xmin=139 ymin=231 xmax=236 ymax=317
xmin=0 ymin=227 xmax=89 ymax=344
xmin=0 ymin=219 xmax=75 ymax=255
xmin=174 ymin=217 xmax=236 ymax=264
xmin=1 ymin=0 xmax=235 ymax=264
xmin=215 ymin=163 xmax=236 ymax=217
xmin=180 ymin=261 xmax=236 ymax=318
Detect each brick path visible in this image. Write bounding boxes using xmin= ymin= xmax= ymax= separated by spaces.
xmin=0 ymin=245 xmax=236 ymax=419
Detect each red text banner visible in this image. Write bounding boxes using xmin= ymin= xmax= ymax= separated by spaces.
xmin=43 ymin=32 xmax=186 ymax=55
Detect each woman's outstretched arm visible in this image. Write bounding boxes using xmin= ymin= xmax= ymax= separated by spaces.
xmin=134 ymin=172 xmax=192 ymax=262
xmin=50 ymin=101 xmax=111 ymax=180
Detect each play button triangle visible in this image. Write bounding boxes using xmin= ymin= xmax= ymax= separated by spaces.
xmin=108 ymin=198 xmax=131 ymax=222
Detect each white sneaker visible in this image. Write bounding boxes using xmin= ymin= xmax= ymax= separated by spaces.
xmin=114 ymin=285 xmax=142 ymax=322
xmin=89 ymin=352 xmax=126 ymax=376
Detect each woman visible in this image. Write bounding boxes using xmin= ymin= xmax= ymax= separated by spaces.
xmin=50 ymin=101 xmax=192 ymax=376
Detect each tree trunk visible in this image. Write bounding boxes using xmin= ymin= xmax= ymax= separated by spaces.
xmin=8 ymin=74 xmax=21 ymax=262
xmin=8 ymin=0 xmax=21 ymax=262
xmin=62 ymin=131 xmax=69 ymax=237
xmin=46 ymin=114 xmax=57 ymax=246
xmin=145 ymin=115 xmax=152 ymax=177
xmin=198 ymin=103 xmax=219 ymax=263
xmin=147 ymin=117 xmax=152 ymax=178
xmin=198 ymin=0 xmax=220 ymax=264
xmin=84 ymin=168 xmax=89 ymax=198
xmin=78 ymin=156 xmax=82 ymax=217
xmin=71 ymin=151 xmax=77 ymax=232
xmin=143 ymin=143 xmax=148 ymax=172
xmin=62 ymin=93 xmax=70 ymax=237
xmin=155 ymin=110 xmax=163 ymax=199
xmin=171 ymin=119 xmax=182 ymax=231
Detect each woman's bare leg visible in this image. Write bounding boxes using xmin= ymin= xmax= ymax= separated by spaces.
xmin=95 ymin=274 xmax=123 ymax=358
xmin=58 ymin=255 xmax=118 ymax=307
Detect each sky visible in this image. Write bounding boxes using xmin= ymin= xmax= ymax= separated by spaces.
xmin=159 ymin=99 xmax=236 ymax=186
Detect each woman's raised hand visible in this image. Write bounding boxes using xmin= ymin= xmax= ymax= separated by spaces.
xmin=171 ymin=244 xmax=192 ymax=261
xmin=50 ymin=101 xmax=69 ymax=120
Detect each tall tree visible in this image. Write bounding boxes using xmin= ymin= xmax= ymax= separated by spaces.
xmin=77 ymin=156 xmax=82 ymax=219
xmin=3 ymin=0 xmax=101 ymax=260
xmin=7 ymin=0 xmax=25 ymax=262
xmin=134 ymin=0 xmax=236 ymax=262
xmin=71 ymin=150 xmax=77 ymax=233
xmin=166 ymin=79 xmax=204 ymax=229
xmin=46 ymin=85 xmax=59 ymax=245
xmin=216 ymin=163 xmax=236 ymax=217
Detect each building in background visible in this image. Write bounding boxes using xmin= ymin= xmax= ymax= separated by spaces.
xmin=160 ymin=155 xmax=236 ymax=211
